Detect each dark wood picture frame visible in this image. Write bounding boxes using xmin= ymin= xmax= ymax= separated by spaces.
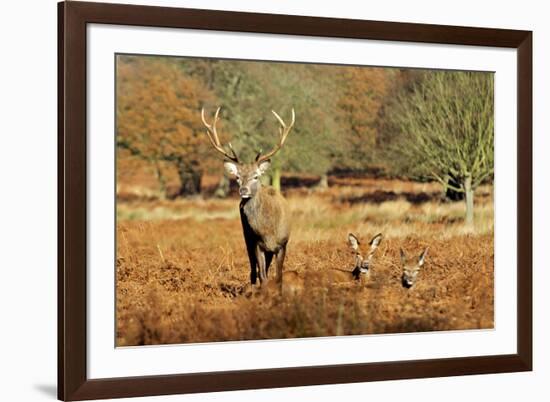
xmin=58 ymin=1 xmax=532 ymax=400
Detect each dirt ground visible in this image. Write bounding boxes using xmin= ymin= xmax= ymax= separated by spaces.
xmin=116 ymin=177 xmax=494 ymax=346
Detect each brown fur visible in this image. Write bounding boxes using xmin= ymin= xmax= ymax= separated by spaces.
xmin=202 ymin=107 xmax=296 ymax=288
xmin=241 ymin=187 xmax=290 ymax=252
xmin=222 ymin=161 xmax=291 ymax=287
xmin=239 ymin=184 xmax=290 ymax=287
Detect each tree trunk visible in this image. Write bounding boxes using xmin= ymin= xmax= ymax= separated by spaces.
xmin=445 ymin=173 xmax=464 ymax=201
xmin=316 ymin=173 xmax=329 ymax=189
xmin=176 ymin=159 xmax=202 ymax=197
xmin=214 ymin=174 xmax=230 ymax=198
xmin=464 ymin=175 xmax=474 ymax=227
xmin=189 ymin=170 xmax=202 ymax=194
xmin=153 ymin=159 xmax=166 ymax=200
xmin=271 ymin=166 xmax=282 ymax=192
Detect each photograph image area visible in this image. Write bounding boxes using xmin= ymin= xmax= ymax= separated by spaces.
xmin=115 ymin=54 xmax=494 ymax=346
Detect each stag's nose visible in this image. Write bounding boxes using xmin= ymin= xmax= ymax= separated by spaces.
xmin=239 ymin=187 xmax=251 ymax=198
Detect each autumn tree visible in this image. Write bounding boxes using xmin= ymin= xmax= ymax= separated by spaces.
xmin=335 ymin=67 xmax=394 ymax=171
xmin=116 ymin=56 xmax=216 ymax=197
xmin=383 ymin=71 xmax=494 ymax=227
xmin=248 ymin=62 xmax=341 ymax=191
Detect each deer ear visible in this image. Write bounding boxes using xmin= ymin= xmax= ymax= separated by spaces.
xmin=348 ymin=233 xmax=359 ymax=251
xmin=369 ymin=233 xmax=383 ymax=249
xmin=400 ymin=248 xmax=407 ymax=264
xmin=223 ymin=161 xmax=239 ymax=176
xmin=257 ymin=160 xmax=271 ymax=175
xmin=418 ymin=247 xmax=429 ymax=266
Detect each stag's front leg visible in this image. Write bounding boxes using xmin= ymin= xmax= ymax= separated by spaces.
xmin=255 ymin=245 xmax=267 ymax=285
xmin=245 ymin=243 xmax=257 ymax=285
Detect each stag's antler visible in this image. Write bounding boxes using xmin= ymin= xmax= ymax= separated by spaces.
xmin=201 ymin=107 xmax=240 ymax=163
xmin=256 ymin=109 xmax=295 ymax=163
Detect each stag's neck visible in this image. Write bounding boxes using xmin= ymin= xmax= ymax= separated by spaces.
xmin=240 ymin=186 xmax=282 ymax=223
xmin=240 ymin=186 xmax=260 ymax=211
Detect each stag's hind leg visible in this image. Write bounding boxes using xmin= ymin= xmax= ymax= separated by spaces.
xmin=255 ymin=246 xmax=268 ymax=285
xmin=275 ymin=246 xmax=286 ymax=288
xmin=265 ymin=252 xmax=274 ymax=278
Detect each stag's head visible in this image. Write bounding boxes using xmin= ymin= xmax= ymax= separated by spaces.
xmin=201 ymin=107 xmax=295 ymax=199
xmin=400 ymin=247 xmax=429 ymax=288
xmin=348 ymin=233 xmax=383 ymax=278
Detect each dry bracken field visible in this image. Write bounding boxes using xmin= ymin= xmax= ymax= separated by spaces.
xmin=116 ymin=176 xmax=494 ymax=346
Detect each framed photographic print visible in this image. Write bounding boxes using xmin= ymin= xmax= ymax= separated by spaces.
xmin=58 ymin=1 xmax=532 ymax=400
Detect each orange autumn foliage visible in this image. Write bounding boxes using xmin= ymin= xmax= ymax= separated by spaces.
xmin=116 ymin=56 xmax=218 ymax=195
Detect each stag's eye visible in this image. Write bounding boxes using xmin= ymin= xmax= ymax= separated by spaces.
xmin=253 ymin=175 xmax=259 ymax=180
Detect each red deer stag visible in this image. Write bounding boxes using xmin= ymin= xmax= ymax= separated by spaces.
xmin=201 ymin=107 xmax=295 ymax=288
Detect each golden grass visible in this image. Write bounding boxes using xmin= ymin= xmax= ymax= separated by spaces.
xmin=116 ymin=178 xmax=494 ymax=346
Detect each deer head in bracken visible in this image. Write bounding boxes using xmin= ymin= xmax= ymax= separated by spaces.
xmin=400 ymin=247 xmax=429 ymax=288
xmin=347 ymin=233 xmax=383 ymax=279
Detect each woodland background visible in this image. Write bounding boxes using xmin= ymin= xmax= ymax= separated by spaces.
xmin=116 ymin=55 xmax=493 ymax=226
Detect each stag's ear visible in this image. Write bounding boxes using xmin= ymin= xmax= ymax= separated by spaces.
xmin=223 ymin=161 xmax=239 ymax=177
xmin=369 ymin=233 xmax=383 ymax=249
xmin=348 ymin=233 xmax=359 ymax=251
xmin=257 ymin=160 xmax=271 ymax=175
xmin=418 ymin=247 xmax=429 ymax=267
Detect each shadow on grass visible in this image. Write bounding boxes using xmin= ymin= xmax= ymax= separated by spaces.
xmin=339 ymin=190 xmax=443 ymax=205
